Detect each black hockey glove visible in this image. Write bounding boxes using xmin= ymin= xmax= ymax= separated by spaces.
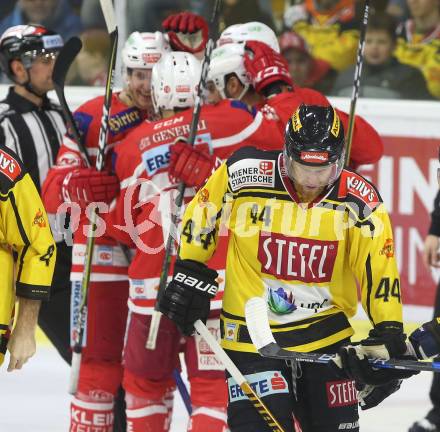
xmin=330 ymin=323 xmax=419 ymax=385
xmin=158 ymin=259 xmax=218 ymax=336
xmin=409 ymin=318 xmax=440 ymax=359
xmin=357 ymin=379 xmax=403 ymax=410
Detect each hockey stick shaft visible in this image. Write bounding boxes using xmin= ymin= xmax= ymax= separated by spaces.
xmin=345 ymin=0 xmax=370 ymax=166
xmin=52 ymin=37 xmax=91 ymax=168
xmin=68 ymin=0 xmax=118 ymax=395
xmin=146 ymin=0 xmax=223 ymax=350
xmin=172 ymin=369 xmax=192 ymax=415
xmin=245 ymin=297 xmax=440 ymax=374
xmin=194 ymin=320 xmax=286 ymax=432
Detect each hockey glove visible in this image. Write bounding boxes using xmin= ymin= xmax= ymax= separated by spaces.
xmin=162 ymin=11 xmax=208 ymax=54
xmin=409 ymin=318 xmax=440 ymax=359
xmin=357 ymin=379 xmax=403 ymax=410
xmin=62 ymin=168 xmax=119 ymax=208
xmin=244 ymin=41 xmax=293 ymax=95
xmin=168 ymin=140 xmax=217 ymax=189
xmin=158 ymin=259 xmax=218 ymax=336
xmin=331 ymin=324 xmax=419 ymax=385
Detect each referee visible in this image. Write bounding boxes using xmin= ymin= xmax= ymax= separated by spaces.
xmin=0 ymin=24 xmax=72 ymax=364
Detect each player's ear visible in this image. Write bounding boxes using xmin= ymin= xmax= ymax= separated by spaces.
xmin=10 ymin=59 xmax=27 ymax=83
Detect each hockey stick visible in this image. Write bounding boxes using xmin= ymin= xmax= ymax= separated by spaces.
xmin=344 ymin=0 xmax=370 ymax=166
xmin=146 ymin=0 xmax=223 ymax=350
xmin=193 ymin=320 xmax=286 ymax=432
xmin=52 ymin=37 xmax=91 ymax=167
xmin=245 ymin=297 xmax=440 ymax=373
xmin=68 ymin=0 xmax=118 ymax=395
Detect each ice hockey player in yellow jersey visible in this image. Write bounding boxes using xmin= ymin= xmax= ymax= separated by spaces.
xmin=159 ymin=104 xmax=417 ymax=431
xmin=0 ymin=145 xmax=56 ymax=371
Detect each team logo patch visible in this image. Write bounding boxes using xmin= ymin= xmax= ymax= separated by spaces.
xmin=268 ymin=287 xmax=297 ymax=315
xmin=96 ymin=245 xmax=113 ymax=266
xmin=176 ymin=85 xmax=190 ymax=93
xmin=258 ymin=233 xmax=338 ymax=283
xmin=225 ymin=322 xmax=237 ymax=341
xmin=380 ymin=238 xmax=394 ymax=258
xmin=291 ymin=108 xmax=302 ymax=132
xmin=142 ymin=52 xmax=161 ymax=65
xmin=0 ymin=149 xmax=21 ymax=181
xmin=300 ymin=151 xmax=329 ymax=164
xmin=33 ymin=209 xmax=46 ymax=228
xmin=259 ymin=160 xmax=274 ymax=175
xmin=326 ymin=380 xmax=358 ymax=408
xmin=228 ymin=158 xmax=275 ymax=191
xmin=142 ymin=143 xmax=170 ymax=176
xmin=198 ymin=188 xmax=210 ymax=204
xmin=130 ymin=279 xmax=147 ymax=299
xmin=228 ymin=371 xmax=289 ymax=403
xmin=339 ymin=171 xmax=380 ymax=209
xmin=108 ymin=108 xmax=142 ymax=136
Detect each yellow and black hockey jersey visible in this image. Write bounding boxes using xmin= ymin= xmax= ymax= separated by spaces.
xmin=395 ymin=21 xmax=440 ymax=99
xmin=179 ymin=147 xmax=403 ymax=353
xmin=0 ymin=146 xmax=56 ymax=365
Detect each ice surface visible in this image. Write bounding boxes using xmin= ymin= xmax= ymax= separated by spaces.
xmin=0 ymin=346 xmax=433 ymax=431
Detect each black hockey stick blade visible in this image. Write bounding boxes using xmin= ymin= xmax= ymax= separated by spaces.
xmin=53 ymin=36 xmax=82 ymax=89
xmin=245 ymin=297 xmax=440 ymax=373
xmin=52 ymin=37 xmax=91 ymax=167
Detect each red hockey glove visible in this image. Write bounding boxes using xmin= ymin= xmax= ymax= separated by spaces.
xmin=244 ymin=40 xmax=293 ymax=94
xmin=169 ymin=140 xmax=216 ymax=189
xmin=162 ymin=11 xmax=208 ymax=53
xmin=62 ymin=168 xmax=119 ymax=208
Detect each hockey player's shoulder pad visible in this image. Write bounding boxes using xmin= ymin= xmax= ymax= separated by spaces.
xmin=226 ymin=146 xmax=281 ymax=192
xmin=0 ymin=145 xmax=24 ymax=192
xmin=331 ymin=169 xmax=383 ymax=221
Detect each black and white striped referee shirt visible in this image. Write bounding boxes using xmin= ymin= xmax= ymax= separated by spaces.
xmin=0 ymin=87 xmax=65 ymax=191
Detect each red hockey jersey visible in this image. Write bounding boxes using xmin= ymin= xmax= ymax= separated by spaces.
xmin=105 ymin=99 xmax=284 ymax=314
xmin=261 ymin=88 xmax=384 ymax=168
xmin=42 ymin=92 xmax=150 ymax=281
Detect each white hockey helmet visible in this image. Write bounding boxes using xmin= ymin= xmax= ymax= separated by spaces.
xmin=217 ymin=21 xmax=280 ymax=53
xmin=208 ymin=43 xmax=250 ymax=100
xmin=122 ymin=31 xmax=170 ymax=70
xmin=151 ymin=51 xmax=201 ymax=113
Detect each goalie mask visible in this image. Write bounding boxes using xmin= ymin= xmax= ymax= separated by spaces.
xmin=151 ymin=51 xmax=201 ymax=113
xmin=283 ymin=104 xmax=345 ymax=190
xmin=122 ymin=31 xmax=170 ymax=71
xmin=208 ymin=43 xmax=250 ymax=100
xmin=217 ymin=21 xmax=280 ymax=53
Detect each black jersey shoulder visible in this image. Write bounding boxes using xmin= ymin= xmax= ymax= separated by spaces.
xmin=0 ymin=145 xmax=25 ymax=193
xmin=226 ymin=146 xmax=281 ymax=166
xmin=325 ymin=169 xmax=384 ymax=221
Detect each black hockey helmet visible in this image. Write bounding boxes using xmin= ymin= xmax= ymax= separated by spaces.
xmin=283 ymin=104 xmax=345 ymax=188
xmin=284 ymin=104 xmax=345 ymax=166
xmin=0 ymin=25 xmax=63 ymax=80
